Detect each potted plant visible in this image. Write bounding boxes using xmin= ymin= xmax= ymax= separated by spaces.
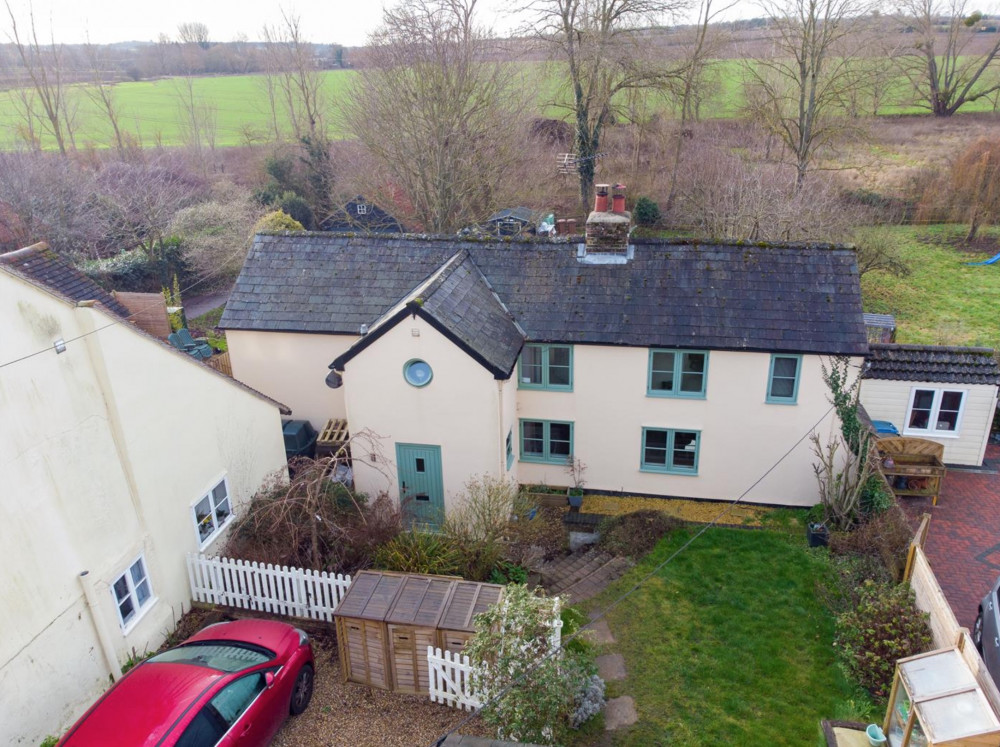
xmin=566 ymin=457 xmax=586 ymax=510
xmin=805 ymin=503 xmax=830 ymax=547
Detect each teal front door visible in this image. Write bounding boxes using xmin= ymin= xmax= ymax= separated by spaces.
xmin=396 ymin=443 xmax=445 ymax=529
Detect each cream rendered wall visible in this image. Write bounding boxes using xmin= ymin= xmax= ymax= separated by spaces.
xmin=342 ymin=317 xmax=503 ymax=509
xmin=515 ymin=346 xmax=855 ymax=507
xmin=860 ymin=379 xmax=998 ymax=465
xmin=227 ymin=329 xmax=358 ymax=427
xmin=0 ymin=274 xmax=287 ymax=745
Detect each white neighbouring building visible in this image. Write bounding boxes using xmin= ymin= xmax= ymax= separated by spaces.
xmin=0 ymin=244 xmax=289 ymax=745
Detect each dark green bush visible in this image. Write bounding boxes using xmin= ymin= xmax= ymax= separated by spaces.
xmin=278 ymin=191 xmax=314 ymax=230
xmin=860 ymin=474 xmax=894 ymax=516
xmin=835 ymin=581 xmax=932 ymax=699
xmin=373 ymin=529 xmax=463 ymax=576
xmin=488 ymin=560 xmax=528 ymax=585
xmin=598 ymin=510 xmax=680 ymax=558
xmin=82 ymin=237 xmax=189 ymax=293
xmin=633 ymin=196 xmax=661 ymax=227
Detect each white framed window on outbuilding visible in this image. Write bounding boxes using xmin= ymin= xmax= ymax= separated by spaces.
xmin=192 ymin=476 xmax=233 ymax=549
xmin=112 ymin=554 xmax=155 ymax=633
xmin=904 ymin=387 xmax=966 ymax=438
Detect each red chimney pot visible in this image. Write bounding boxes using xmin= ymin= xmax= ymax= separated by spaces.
xmin=594 ymin=184 xmax=610 ymax=213
xmin=612 ymin=183 xmax=627 ymax=213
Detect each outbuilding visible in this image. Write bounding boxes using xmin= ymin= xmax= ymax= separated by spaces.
xmin=860 ymin=344 xmax=1000 ymax=466
xmin=333 ymin=571 xmax=503 ymax=694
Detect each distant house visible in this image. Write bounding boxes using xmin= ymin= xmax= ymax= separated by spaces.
xmin=222 ymin=185 xmax=867 ymax=521
xmin=0 ymin=243 xmax=289 ymax=745
xmin=483 ymin=207 xmax=551 ymax=237
xmin=321 ymin=195 xmax=406 ymax=233
xmin=860 ymin=343 xmax=1000 ymax=466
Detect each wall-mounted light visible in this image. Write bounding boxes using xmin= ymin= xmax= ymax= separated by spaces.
xmin=325 ymin=371 xmax=343 ymax=389
xmin=53 ymin=338 xmax=67 ymax=354
xmin=359 ymin=323 xmax=369 ymax=335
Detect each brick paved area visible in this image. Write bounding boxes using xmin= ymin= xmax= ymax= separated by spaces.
xmin=902 ymin=443 xmax=1000 ymax=629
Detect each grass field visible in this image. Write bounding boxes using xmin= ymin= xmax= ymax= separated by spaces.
xmin=862 ymin=225 xmax=1000 ymax=349
xmin=587 ymin=525 xmax=872 ymax=746
xmin=2 ymin=57 xmax=997 ymax=150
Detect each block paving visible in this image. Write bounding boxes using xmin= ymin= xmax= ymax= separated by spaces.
xmin=900 ymin=443 xmax=1000 ymax=629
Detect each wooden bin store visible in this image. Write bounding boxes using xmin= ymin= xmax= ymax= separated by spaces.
xmin=333 ymin=571 xmax=503 ymax=694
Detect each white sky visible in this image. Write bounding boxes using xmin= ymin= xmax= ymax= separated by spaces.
xmin=4 ymin=0 xmax=760 ymax=48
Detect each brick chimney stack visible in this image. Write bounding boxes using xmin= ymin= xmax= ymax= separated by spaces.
xmin=584 ymin=182 xmax=632 ymax=257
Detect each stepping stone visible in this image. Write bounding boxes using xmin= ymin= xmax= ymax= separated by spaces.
xmin=587 ymin=617 xmax=616 ymax=644
xmin=604 ymin=696 xmax=638 ymax=730
xmin=596 ymin=653 xmax=626 ymax=681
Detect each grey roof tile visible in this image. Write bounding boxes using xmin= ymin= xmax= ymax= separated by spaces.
xmin=864 ymin=343 xmax=1000 ymax=385
xmin=221 ymin=233 xmax=868 ymax=356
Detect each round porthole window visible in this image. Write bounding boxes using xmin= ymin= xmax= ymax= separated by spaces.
xmin=403 ymin=359 xmax=433 ymax=387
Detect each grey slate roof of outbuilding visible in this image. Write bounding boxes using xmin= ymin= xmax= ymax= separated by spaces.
xmin=864 ymin=343 xmax=1000 ymax=385
xmin=220 ymin=233 xmax=868 ymax=358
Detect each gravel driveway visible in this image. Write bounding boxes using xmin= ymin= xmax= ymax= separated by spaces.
xmin=273 ymin=635 xmax=492 ymax=747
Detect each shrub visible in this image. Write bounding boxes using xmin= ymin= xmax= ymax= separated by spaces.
xmin=830 ymin=503 xmax=913 ymax=581
xmin=488 ymin=560 xmax=528 ymax=585
xmin=372 ymin=529 xmax=463 ymax=576
xmin=465 ymin=585 xmax=600 ymax=743
xmin=253 ymin=210 xmax=305 ymax=233
xmin=571 ymin=673 xmax=606 ymax=728
xmin=82 ymin=237 xmax=189 ymax=293
xmin=39 ymin=737 xmax=59 ymax=747
xmin=504 ymin=506 xmax=569 ymax=565
xmin=633 ymin=196 xmax=661 ymax=227
xmin=598 ymin=510 xmax=681 ymax=558
xmin=835 ymin=581 xmax=932 ymax=699
xmin=277 ymin=191 xmax=315 ymax=230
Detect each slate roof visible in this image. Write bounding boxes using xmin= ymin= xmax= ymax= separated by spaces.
xmin=221 ymin=233 xmax=868 ymax=358
xmin=487 ymin=207 xmax=538 ymax=225
xmin=332 ymin=250 xmax=525 ymax=377
xmin=0 ymin=242 xmax=130 ymax=318
xmin=864 ymin=344 xmax=1000 ymax=385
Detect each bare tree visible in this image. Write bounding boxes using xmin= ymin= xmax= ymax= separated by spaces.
xmin=343 ymin=0 xmax=526 ymax=232
xmin=260 ymin=10 xmax=326 ymax=142
xmin=177 ymin=21 xmax=211 ymax=50
xmin=896 ymin=0 xmax=1000 ymax=116
xmin=949 ymin=138 xmax=1000 ymax=241
xmin=743 ymin=0 xmax=874 ymax=188
xmin=522 ymin=0 xmax=691 ymax=214
xmin=175 ymin=77 xmax=218 ymax=163
xmin=3 ymin=0 xmax=74 ymax=155
xmin=83 ymin=40 xmax=127 ymax=155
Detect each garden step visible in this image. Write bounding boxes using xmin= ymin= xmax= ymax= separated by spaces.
xmin=540 ymin=550 xmax=612 ymax=593
xmin=596 ymin=653 xmax=627 ymax=681
xmin=604 ymin=696 xmax=638 ymax=730
xmin=558 ymin=556 xmax=631 ymax=603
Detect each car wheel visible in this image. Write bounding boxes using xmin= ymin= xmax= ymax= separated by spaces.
xmin=975 ymin=611 xmax=984 ymax=652
xmin=290 ymin=663 xmax=314 ymax=715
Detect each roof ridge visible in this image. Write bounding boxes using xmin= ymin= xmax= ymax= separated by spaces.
xmin=0 ymin=241 xmax=49 ymax=264
xmin=870 ymin=343 xmax=996 ymax=356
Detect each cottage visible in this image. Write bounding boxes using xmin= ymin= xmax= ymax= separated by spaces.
xmin=0 ymin=243 xmax=289 ymax=745
xmin=860 ymin=343 xmax=1000 ymax=466
xmin=222 ymin=186 xmax=868 ymax=520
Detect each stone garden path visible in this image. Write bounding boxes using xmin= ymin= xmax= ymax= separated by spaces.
xmin=538 ymin=549 xmax=637 ymax=737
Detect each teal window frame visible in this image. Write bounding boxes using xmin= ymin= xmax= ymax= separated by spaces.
xmin=640 ymin=428 xmax=700 ymax=475
xmin=518 ymin=344 xmax=573 ymax=391
xmin=766 ymin=354 xmax=802 ymax=404
xmin=519 ymin=419 xmax=574 ymax=464
xmin=647 ymin=349 xmax=708 ymax=398
xmin=506 ymin=429 xmax=514 ymax=470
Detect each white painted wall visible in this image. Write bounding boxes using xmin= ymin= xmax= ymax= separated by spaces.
xmin=513 ymin=347 xmax=853 ymax=507
xmin=226 ymin=329 xmax=358 ymax=428
xmin=860 ymin=379 xmax=998 ymax=465
xmin=342 ymin=317 xmax=503 ymax=510
xmin=0 ymin=273 xmax=288 ymax=745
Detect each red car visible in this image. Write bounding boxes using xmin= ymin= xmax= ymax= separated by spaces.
xmin=58 ymin=619 xmax=314 ymax=746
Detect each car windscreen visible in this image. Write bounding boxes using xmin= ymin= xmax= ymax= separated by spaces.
xmin=148 ymin=642 xmax=274 ymax=673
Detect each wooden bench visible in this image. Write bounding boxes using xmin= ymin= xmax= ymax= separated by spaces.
xmin=877 ymin=437 xmax=946 ymax=506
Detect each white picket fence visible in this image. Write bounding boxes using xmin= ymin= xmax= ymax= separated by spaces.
xmin=428 ymin=647 xmax=482 ymax=711
xmin=186 ymin=553 xmax=352 ymax=622
xmin=427 ymin=598 xmax=562 ymax=711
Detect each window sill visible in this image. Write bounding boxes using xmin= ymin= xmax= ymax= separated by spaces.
xmin=902 ymin=429 xmax=960 ymax=439
xmin=518 ymin=384 xmax=573 ymax=393
xmin=120 ymin=596 xmax=158 ymax=636
xmin=640 ymin=467 xmax=698 ymax=476
xmin=646 ymin=391 xmax=706 ymax=400
xmin=519 ymin=456 xmax=573 ymax=466
xmin=765 ymin=398 xmax=798 ymax=406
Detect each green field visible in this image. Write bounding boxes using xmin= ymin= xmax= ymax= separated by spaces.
xmin=2 ymin=57 xmax=997 ymax=150
xmin=862 ymin=225 xmax=1000 ymax=349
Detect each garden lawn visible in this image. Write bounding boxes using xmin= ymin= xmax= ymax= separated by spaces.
xmin=861 ymin=225 xmax=1000 ymax=349
xmin=588 ymin=526 xmax=866 ymax=746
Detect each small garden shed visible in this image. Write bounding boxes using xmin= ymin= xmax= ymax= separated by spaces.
xmin=333 ymin=571 xmax=503 ymax=694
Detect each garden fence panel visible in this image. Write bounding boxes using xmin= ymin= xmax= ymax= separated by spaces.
xmin=186 ymin=553 xmax=351 ymax=622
